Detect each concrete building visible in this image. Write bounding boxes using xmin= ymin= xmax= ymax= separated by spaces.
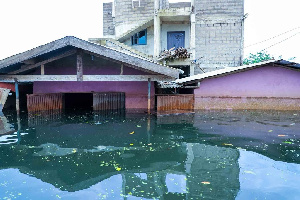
xmin=93 ymin=0 xmax=245 ymax=75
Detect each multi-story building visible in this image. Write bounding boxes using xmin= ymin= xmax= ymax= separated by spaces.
xmin=92 ymin=0 xmax=245 ymax=77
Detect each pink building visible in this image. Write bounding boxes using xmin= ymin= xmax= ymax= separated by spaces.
xmin=176 ymin=60 xmax=300 ymax=110
xmin=0 ymin=36 xmax=181 ymax=112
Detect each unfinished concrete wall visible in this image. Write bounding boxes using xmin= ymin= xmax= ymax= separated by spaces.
xmin=194 ymin=66 xmax=300 ymax=110
xmin=123 ymin=25 xmax=155 ymax=56
xmin=103 ymin=2 xmax=115 ymax=36
xmin=194 ymin=0 xmax=244 ymax=73
xmin=169 ymin=2 xmax=191 ymax=8
xmin=160 ymin=1 xmax=191 ymax=9
xmin=114 ymin=0 xmax=155 ymax=37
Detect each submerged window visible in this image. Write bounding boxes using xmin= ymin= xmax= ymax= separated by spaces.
xmin=131 ymin=29 xmax=147 ymax=45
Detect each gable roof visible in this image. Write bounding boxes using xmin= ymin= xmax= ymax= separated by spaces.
xmin=0 ymin=36 xmax=181 ymax=78
xmin=176 ymin=59 xmax=300 ymax=84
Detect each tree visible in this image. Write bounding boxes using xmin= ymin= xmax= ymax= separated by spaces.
xmin=243 ymin=51 xmax=273 ymax=65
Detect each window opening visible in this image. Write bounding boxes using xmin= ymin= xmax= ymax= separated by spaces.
xmin=132 ymin=29 xmax=147 ymax=45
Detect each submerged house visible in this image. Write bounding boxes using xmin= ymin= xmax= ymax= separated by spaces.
xmin=0 ymin=36 xmax=181 ymax=113
xmin=176 ymin=60 xmax=300 ymax=110
xmin=0 ymin=1 xmax=299 ymax=112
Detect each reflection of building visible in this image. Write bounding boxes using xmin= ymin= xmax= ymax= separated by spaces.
xmin=186 ymin=143 xmax=240 ymax=199
xmin=0 ymin=112 xmax=241 ymax=198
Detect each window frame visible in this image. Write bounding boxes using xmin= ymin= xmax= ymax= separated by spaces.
xmin=131 ymin=29 xmax=147 ymax=45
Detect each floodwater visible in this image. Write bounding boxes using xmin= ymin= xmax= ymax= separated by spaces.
xmin=0 ymin=110 xmax=299 ymax=200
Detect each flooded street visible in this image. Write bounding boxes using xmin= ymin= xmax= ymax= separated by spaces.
xmin=0 ymin=110 xmax=299 ymax=200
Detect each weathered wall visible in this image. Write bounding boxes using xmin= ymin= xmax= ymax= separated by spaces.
xmin=114 ymin=0 xmax=155 ymax=37
xmin=194 ymin=0 xmax=244 ymax=73
xmin=33 ymin=81 xmax=155 ymax=109
xmin=32 ymin=55 xmax=151 ymax=76
xmin=103 ymin=2 xmax=115 ymax=36
xmin=194 ymin=66 xmax=300 ymax=110
xmin=31 ymin=53 xmax=157 ymax=109
xmin=0 ymin=83 xmax=15 ymax=92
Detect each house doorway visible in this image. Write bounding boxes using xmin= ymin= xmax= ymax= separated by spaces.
xmin=64 ymin=93 xmax=93 ymax=111
xmin=167 ymin=31 xmax=185 ymax=49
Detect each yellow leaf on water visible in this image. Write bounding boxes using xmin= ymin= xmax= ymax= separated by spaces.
xmin=116 ymin=167 xmax=121 ymax=171
xmin=201 ymin=181 xmax=211 ymax=185
xmin=223 ymin=143 xmax=233 ymax=146
xmin=278 ymin=135 xmax=287 ymax=137
xmin=130 ymin=143 xmax=134 ymax=146
xmin=268 ymin=130 xmax=273 ymax=132
xmin=129 ymin=131 xmax=135 ymax=135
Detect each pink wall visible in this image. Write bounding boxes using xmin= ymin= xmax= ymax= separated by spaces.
xmin=0 ymin=83 xmax=15 ymax=92
xmin=195 ymin=66 xmax=300 ymax=98
xmin=33 ymin=81 xmax=155 ymax=109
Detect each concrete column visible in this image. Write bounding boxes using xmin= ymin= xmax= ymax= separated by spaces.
xmin=154 ymin=0 xmax=161 ymax=58
xmin=190 ymin=4 xmax=196 ymax=75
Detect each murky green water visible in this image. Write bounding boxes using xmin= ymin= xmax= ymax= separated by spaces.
xmin=0 ymin=110 xmax=299 ymax=200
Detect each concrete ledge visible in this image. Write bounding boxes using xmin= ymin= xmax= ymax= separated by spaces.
xmin=195 ymin=97 xmax=300 ymax=110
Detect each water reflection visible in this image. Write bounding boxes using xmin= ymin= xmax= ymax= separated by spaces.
xmin=0 ymin=110 xmax=299 ymax=199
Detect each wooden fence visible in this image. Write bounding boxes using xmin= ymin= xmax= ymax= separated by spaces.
xmin=27 ymin=93 xmax=64 ymax=112
xmin=93 ymin=92 xmax=125 ymax=111
xmin=156 ymin=94 xmax=194 ymax=111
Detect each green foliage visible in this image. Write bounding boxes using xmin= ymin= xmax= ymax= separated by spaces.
xmin=243 ymin=51 xmax=273 ymax=65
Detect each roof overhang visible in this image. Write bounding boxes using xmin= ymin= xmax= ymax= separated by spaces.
xmin=0 ymin=36 xmax=181 ymax=79
xmin=176 ymin=59 xmax=300 ymax=85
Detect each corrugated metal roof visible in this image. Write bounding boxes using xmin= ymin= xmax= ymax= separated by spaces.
xmin=0 ymin=36 xmax=182 ymax=78
xmin=176 ymin=59 xmax=300 ymax=84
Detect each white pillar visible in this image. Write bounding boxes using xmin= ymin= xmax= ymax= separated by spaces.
xmin=154 ymin=0 xmax=161 ymax=58
xmin=190 ymin=0 xmax=196 ymax=75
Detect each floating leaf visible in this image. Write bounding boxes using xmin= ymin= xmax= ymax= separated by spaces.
xmin=201 ymin=181 xmax=211 ymax=185
xmin=137 ymin=125 xmax=142 ymax=128
xmin=223 ymin=143 xmax=233 ymax=146
xmin=116 ymin=167 xmax=121 ymax=171
xmin=129 ymin=131 xmax=135 ymax=135
xmin=278 ymin=135 xmax=287 ymax=137
xmin=283 ymin=141 xmax=293 ymax=144
xmin=244 ymin=170 xmax=256 ymax=175
xmin=268 ymin=130 xmax=273 ymax=133
xmin=130 ymin=143 xmax=134 ymax=146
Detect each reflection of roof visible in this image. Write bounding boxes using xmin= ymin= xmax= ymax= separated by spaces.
xmin=0 ymin=36 xmax=181 ymax=78
xmin=176 ymin=60 xmax=300 ymax=84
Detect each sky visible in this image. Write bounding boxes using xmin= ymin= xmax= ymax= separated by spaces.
xmin=0 ymin=0 xmax=299 ymax=63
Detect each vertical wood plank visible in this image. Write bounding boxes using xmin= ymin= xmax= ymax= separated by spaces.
xmin=41 ymin=64 xmax=45 ymax=75
xmin=77 ymin=50 xmax=83 ymax=81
